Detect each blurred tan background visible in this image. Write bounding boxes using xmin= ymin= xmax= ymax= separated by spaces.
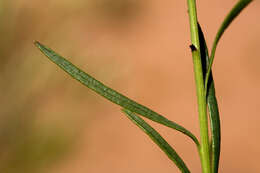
xmin=0 ymin=0 xmax=260 ymax=172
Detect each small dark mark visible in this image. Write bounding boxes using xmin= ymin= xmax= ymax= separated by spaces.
xmin=189 ymin=44 xmax=197 ymax=52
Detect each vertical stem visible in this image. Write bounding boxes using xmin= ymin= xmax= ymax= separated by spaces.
xmin=187 ymin=0 xmax=211 ymax=173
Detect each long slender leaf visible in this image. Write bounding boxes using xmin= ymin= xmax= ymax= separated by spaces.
xmin=205 ymin=0 xmax=253 ymax=91
xmin=34 ymin=41 xmax=199 ymax=146
xmin=122 ymin=109 xmax=190 ymax=173
xmin=198 ymin=23 xmax=221 ymax=173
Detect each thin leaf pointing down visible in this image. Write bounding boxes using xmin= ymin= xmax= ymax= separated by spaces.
xmin=205 ymin=0 xmax=253 ymax=91
xmin=34 ymin=41 xmax=199 ymax=147
xmin=122 ymin=109 xmax=190 ymax=173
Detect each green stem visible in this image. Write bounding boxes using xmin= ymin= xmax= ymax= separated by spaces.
xmin=187 ymin=1 xmax=211 ymax=173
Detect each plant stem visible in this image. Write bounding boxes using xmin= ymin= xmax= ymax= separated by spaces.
xmin=187 ymin=1 xmax=211 ymax=173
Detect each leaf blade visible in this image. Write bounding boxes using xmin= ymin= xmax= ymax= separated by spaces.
xmin=34 ymin=41 xmax=199 ymax=147
xmin=198 ymin=23 xmax=221 ymax=173
xmin=205 ymin=0 xmax=253 ymax=91
xmin=122 ymin=109 xmax=190 ymax=173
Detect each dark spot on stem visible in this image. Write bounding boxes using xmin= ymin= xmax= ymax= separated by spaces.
xmin=189 ymin=44 xmax=197 ymax=52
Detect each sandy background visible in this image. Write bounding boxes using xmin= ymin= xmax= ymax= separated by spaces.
xmin=0 ymin=0 xmax=260 ymax=172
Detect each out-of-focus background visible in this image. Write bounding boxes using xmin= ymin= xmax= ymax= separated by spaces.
xmin=0 ymin=0 xmax=259 ymax=172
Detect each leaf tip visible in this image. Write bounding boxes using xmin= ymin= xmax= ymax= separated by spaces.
xmin=34 ymin=41 xmax=48 ymax=52
xmin=34 ymin=41 xmax=45 ymax=52
xmin=121 ymin=108 xmax=130 ymax=115
xmin=34 ymin=40 xmax=40 ymax=47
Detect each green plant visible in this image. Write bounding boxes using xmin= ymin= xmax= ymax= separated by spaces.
xmin=34 ymin=0 xmax=253 ymax=172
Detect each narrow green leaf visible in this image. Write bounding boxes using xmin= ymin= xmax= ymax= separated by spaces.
xmin=34 ymin=41 xmax=199 ymax=147
xmin=198 ymin=23 xmax=221 ymax=173
xmin=122 ymin=109 xmax=190 ymax=173
xmin=207 ymin=79 xmax=221 ymax=173
xmin=205 ymin=0 xmax=253 ymax=91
